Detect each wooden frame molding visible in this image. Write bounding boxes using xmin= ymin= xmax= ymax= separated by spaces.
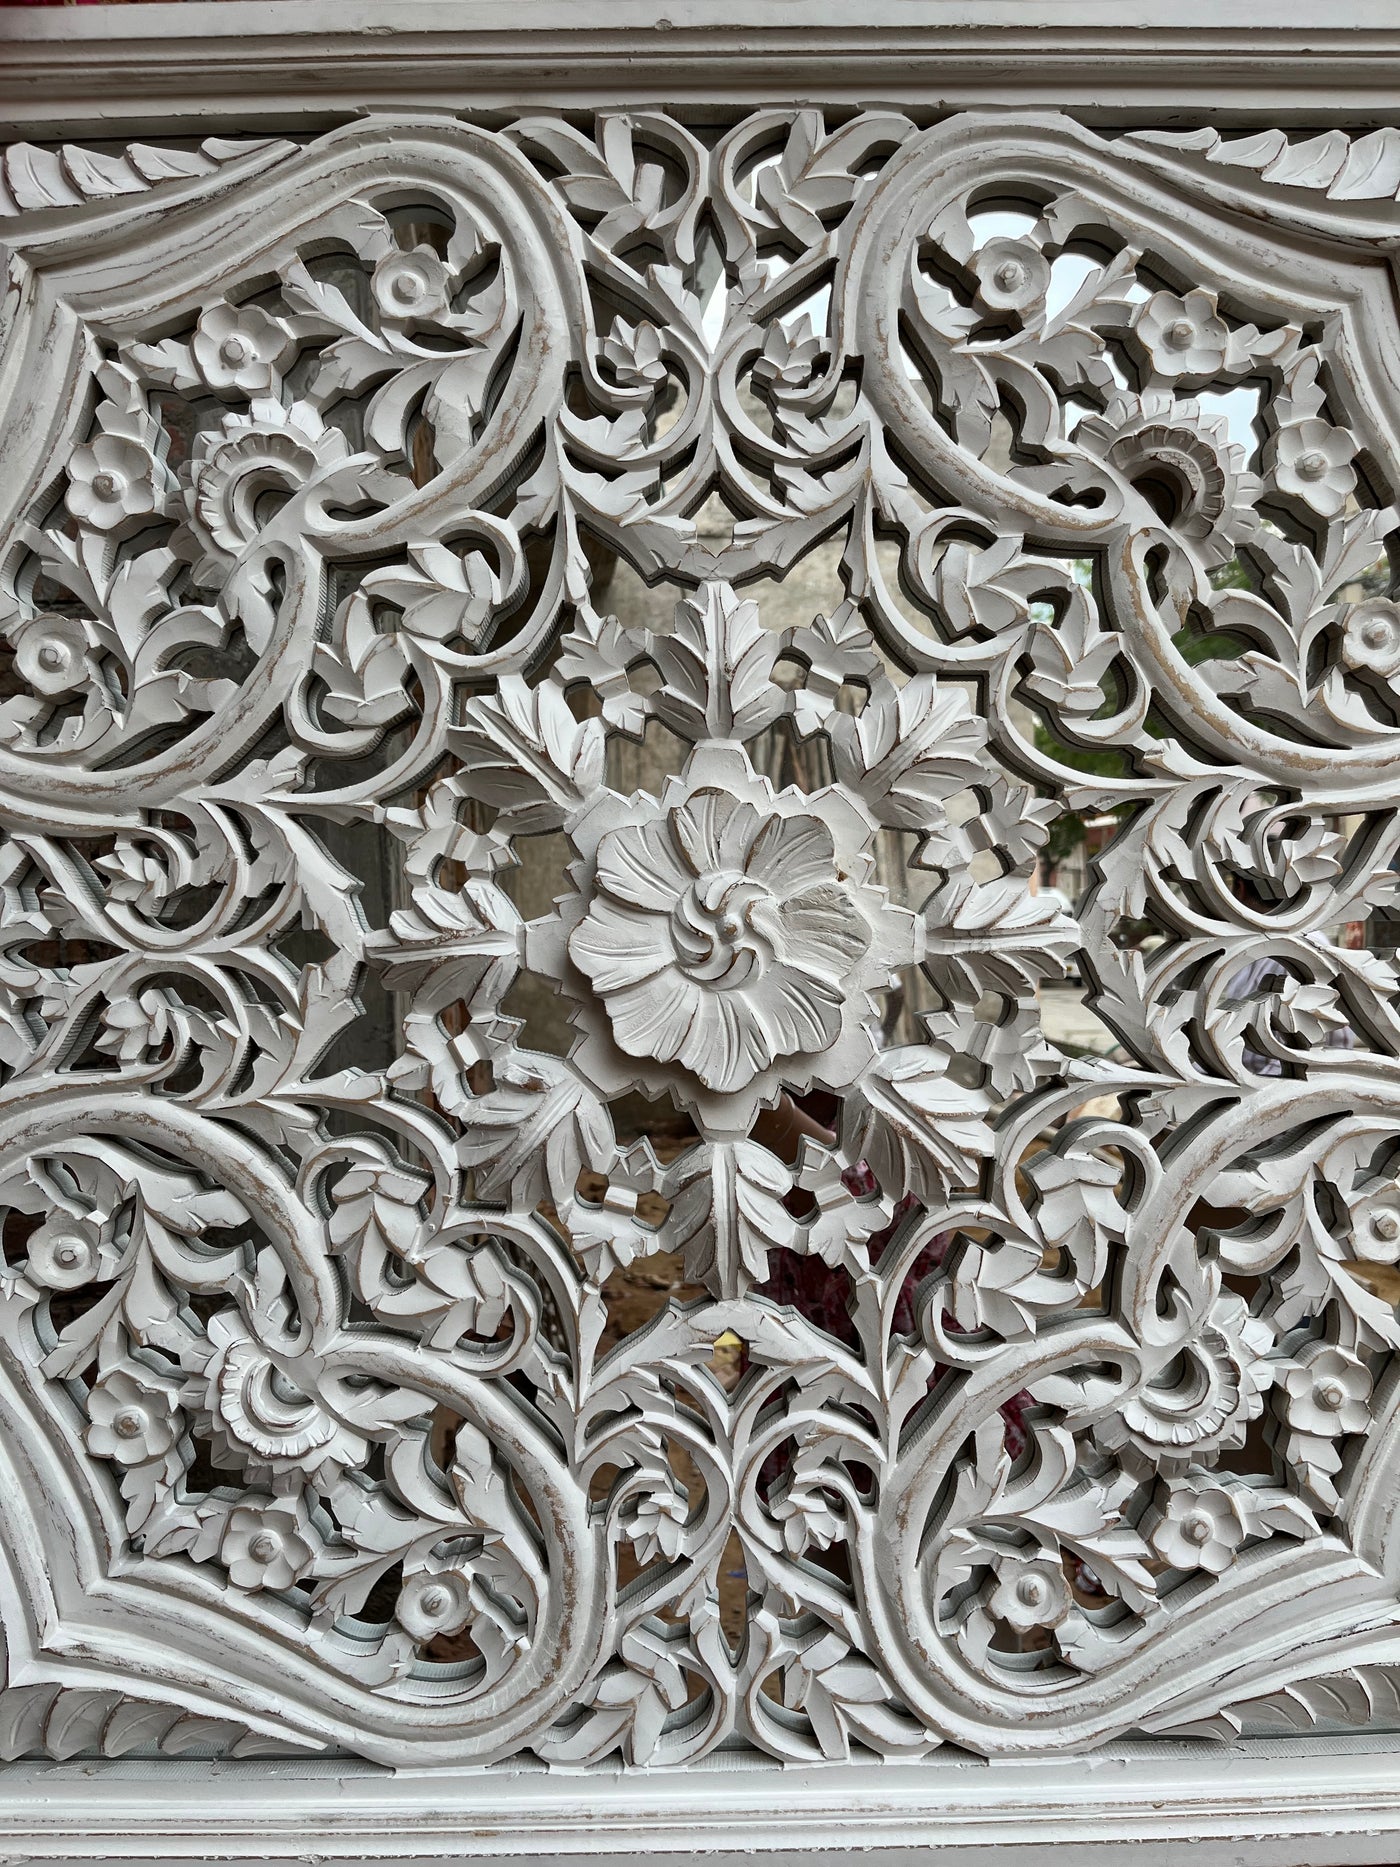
xmin=7 ymin=1738 xmax=1400 ymax=1865
xmin=6 ymin=2 xmax=1400 ymax=136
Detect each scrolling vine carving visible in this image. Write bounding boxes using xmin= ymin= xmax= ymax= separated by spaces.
xmin=2 ymin=106 xmax=1400 ymax=1766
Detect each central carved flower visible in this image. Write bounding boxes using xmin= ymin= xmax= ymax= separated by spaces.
xmin=671 ymin=869 xmax=775 ymax=985
xmin=568 ymin=788 xmax=873 ymax=1094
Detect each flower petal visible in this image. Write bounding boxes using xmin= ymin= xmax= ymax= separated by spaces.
xmin=777 ymin=883 xmax=871 ymax=978
xmin=671 ymin=790 xmax=762 ymax=877
xmin=743 ymin=809 xmax=835 ymax=896
xmin=569 ymin=896 xmax=674 ymax=993
xmin=747 ymin=966 xmax=843 ymax=1064
xmin=675 ymin=986 xmax=773 ymax=1091
xmin=606 ymin=970 xmax=706 ymax=1072
xmin=596 ymin=817 xmax=689 ymax=910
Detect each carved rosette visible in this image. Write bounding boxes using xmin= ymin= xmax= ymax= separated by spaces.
xmin=1 ymin=105 xmax=1400 ymax=1768
xmin=542 ymin=742 xmax=919 ymax=1134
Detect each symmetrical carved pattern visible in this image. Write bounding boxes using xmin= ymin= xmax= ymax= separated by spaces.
xmin=3 ymin=107 xmax=1400 ymax=1766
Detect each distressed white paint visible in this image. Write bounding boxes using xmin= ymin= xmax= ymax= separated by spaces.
xmin=8 ymin=1740 xmax=1400 ymax=1864
xmin=4 ymin=5 xmax=1400 ymax=1859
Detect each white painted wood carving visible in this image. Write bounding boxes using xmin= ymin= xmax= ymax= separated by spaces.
xmin=3 ymin=105 xmax=1400 ymax=1769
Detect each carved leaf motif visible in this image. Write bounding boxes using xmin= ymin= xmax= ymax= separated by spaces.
xmin=566 ymin=1140 xmax=667 ymax=1281
xmin=362 ymin=545 xmax=502 ymax=649
xmin=380 ymin=878 xmax=520 ymax=976
xmin=1024 ymin=607 xmax=1123 ymax=718
xmin=457 ymin=1057 xmax=616 ymax=1211
xmin=786 ymin=603 xmax=882 ymax=735
xmin=1129 ymin=126 xmax=1400 ymax=200
xmin=313 ymin=592 xmax=415 ymax=728
xmin=776 ymin=1627 xmax=935 ymax=1760
xmin=666 ymin=1140 xmax=794 ymax=1296
xmin=751 ymin=112 xmax=904 ymax=247
xmin=841 ymin=1048 xmax=994 ymax=1205
xmin=555 ymin=604 xmax=648 ymax=734
xmin=921 ymin=877 xmax=1078 ymax=1001
xmin=328 ymin=1149 xmax=431 ymax=1262
xmin=548 ymin=1625 xmax=693 ymax=1766
xmin=830 ymin=675 xmax=986 ymax=829
xmin=0 ymin=137 xmax=294 ymax=217
xmin=454 ymin=676 xmax=606 ymax=832
xmin=649 ymin=582 xmax=787 ymax=743
xmin=508 ymin=113 xmax=703 ymax=265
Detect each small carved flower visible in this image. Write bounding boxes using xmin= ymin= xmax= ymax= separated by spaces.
xmin=1151 ymin=1480 xmax=1248 ymax=1575
xmin=65 ymin=433 xmax=161 ymax=532
xmin=603 ymin=317 xmax=668 ymax=390
xmin=362 ymin=544 xmax=498 ymax=646
xmin=186 ymin=401 xmax=349 ymax=566
xmin=396 ymin=1567 xmax=473 ymax=1641
xmin=569 ymin=788 xmax=874 ymax=1096
xmin=205 ymin=1314 xmax=365 ymax=1476
xmin=1284 ymin=1344 xmax=1372 ymax=1438
xmin=987 ymin=1551 xmax=1073 ymax=1633
xmin=25 ymin=1215 xmax=104 ymax=1291
xmin=1109 ymin=1290 xmax=1271 ymax=1465
xmin=1338 ymin=600 xmax=1400 ymax=680
xmin=9 ymin=614 xmax=100 ymax=700
xmin=371 ymin=247 xmax=451 ymax=323
xmin=86 ymin=1367 xmax=180 ymax=1467
xmin=191 ymin=303 xmax=289 ymax=394
xmin=220 ymin=1499 xmax=318 ymax=1591
xmin=973 ymin=237 xmax=1051 ymax=318
xmin=1134 ymin=289 xmax=1229 ymax=379
xmin=628 ymin=1484 xmax=690 ymax=1565
xmin=1348 ymin=1181 xmax=1400 ymax=1264
xmin=1074 ymin=393 xmax=1258 ymax=567
xmin=752 ymin=316 xmax=822 ymax=391
xmin=1269 ymin=418 xmax=1358 ymax=520
xmin=769 ymin=1474 xmax=843 ymax=1557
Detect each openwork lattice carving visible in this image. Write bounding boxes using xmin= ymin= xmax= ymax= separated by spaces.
xmin=4 ymin=106 xmax=1400 ymax=1766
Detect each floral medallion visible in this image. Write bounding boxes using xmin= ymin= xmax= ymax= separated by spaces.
xmin=547 ymin=742 xmax=919 ymax=1132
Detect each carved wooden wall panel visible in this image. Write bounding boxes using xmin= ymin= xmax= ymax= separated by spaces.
xmin=3 ymin=105 xmax=1400 ymax=1770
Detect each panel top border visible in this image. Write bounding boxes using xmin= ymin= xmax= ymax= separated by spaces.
xmin=5 ymin=1 xmax=1400 ymax=140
